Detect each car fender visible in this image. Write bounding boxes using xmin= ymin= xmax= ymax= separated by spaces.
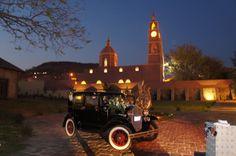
xmin=62 ymin=113 xmax=73 ymax=127
xmin=101 ymin=116 xmax=135 ymax=133
xmin=148 ymin=114 xmax=158 ymax=121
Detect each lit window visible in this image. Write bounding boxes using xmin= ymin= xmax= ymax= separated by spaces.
xmin=125 ymin=79 xmax=131 ymax=84
xmin=158 ymin=32 xmax=161 ymax=38
xmin=135 ymin=67 xmax=139 ymax=72
xmin=151 ymin=22 xmax=156 ymax=30
xmin=118 ymin=79 xmax=124 ymax=84
xmin=104 ymin=58 xmax=108 ymax=67
xmin=69 ymin=72 xmax=74 ymax=77
xmin=119 ymin=67 xmax=123 ymax=72
xmin=96 ymin=80 xmax=102 ymax=84
xmin=89 ymin=69 xmax=93 ymax=74
xmin=81 ymin=81 xmax=86 ymax=85
xmin=104 ymin=68 xmax=108 ymax=73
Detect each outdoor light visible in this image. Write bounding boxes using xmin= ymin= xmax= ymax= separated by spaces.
xmin=89 ymin=69 xmax=93 ymax=74
xmin=118 ymin=79 xmax=124 ymax=84
xmin=96 ymin=80 xmax=102 ymax=84
xmin=81 ymin=81 xmax=86 ymax=85
xmin=203 ymin=88 xmax=216 ymax=101
xmin=125 ymin=79 xmax=131 ymax=84
xmin=135 ymin=67 xmax=140 ymax=72
xmin=119 ymin=67 xmax=123 ymax=72
xmin=69 ymin=72 xmax=74 ymax=77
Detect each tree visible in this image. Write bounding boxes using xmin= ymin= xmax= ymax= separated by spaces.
xmin=231 ymin=51 xmax=236 ymax=68
xmin=168 ymin=44 xmax=225 ymax=80
xmin=0 ymin=0 xmax=89 ymax=54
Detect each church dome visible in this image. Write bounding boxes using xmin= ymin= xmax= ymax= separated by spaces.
xmin=100 ymin=39 xmax=117 ymax=54
xmin=99 ymin=39 xmax=118 ymax=67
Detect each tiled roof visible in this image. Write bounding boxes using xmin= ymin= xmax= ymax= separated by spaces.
xmin=0 ymin=57 xmax=23 ymax=72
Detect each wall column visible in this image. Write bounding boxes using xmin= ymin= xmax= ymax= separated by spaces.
xmin=157 ymin=88 xmax=161 ymax=101
xmin=171 ymin=88 xmax=175 ymax=101
xmin=200 ymin=88 xmax=204 ymax=101
xmin=185 ymin=88 xmax=189 ymax=101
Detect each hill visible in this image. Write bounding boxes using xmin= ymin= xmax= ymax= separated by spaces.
xmin=26 ymin=61 xmax=99 ymax=73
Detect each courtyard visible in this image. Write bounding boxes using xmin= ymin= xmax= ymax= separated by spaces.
xmin=8 ymin=102 xmax=236 ymax=156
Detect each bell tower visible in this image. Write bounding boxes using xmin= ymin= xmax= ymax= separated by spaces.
xmin=147 ymin=14 xmax=164 ymax=81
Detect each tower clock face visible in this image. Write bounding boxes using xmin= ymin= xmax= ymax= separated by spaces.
xmin=151 ymin=31 xmax=157 ymax=38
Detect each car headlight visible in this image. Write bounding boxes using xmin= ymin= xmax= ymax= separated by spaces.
xmin=143 ymin=109 xmax=149 ymax=116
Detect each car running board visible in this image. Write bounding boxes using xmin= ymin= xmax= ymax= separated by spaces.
xmin=129 ymin=129 xmax=159 ymax=139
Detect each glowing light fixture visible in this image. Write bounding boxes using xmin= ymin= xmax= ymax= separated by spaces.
xmin=125 ymin=79 xmax=131 ymax=84
xmin=135 ymin=67 xmax=139 ymax=72
xmin=69 ymin=72 xmax=74 ymax=77
xmin=119 ymin=67 xmax=123 ymax=72
xmin=89 ymin=69 xmax=93 ymax=74
xmin=118 ymin=79 xmax=124 ymax=84
xmin=104 ymin=68 xmax=108 ymax=73
xmin=74 ymin=81 xmax=78 ymax=85
xmin=203 ymin=88 xmax=216 ymax=101
xmin=71 ymin=77 xmax=77 ymax=81
xmin=81 ymin=81 xmax=86 ymax=85
xmin=96 ymin=80 xmax=102 ymax=84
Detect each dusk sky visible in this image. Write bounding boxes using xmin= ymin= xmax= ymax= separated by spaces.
xmin=0 ymin=0 xmax=236 ymax=70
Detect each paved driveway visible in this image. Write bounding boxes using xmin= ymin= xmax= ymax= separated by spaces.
xmin=14 ymin=112 xmax=211 ymax=156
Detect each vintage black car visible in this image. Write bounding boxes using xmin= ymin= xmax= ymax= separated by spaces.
xmin=63 ymin=91 xmax=158 ymax=150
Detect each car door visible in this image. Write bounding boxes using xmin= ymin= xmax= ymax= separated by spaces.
xmin=81 ymin=94 xmax=100 ymax=127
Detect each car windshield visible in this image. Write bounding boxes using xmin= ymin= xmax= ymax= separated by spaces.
xmin=102 ymin=95 xmax=134 ymax=106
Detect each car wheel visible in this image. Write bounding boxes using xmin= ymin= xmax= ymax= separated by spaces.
xmin=143 ymin=120 xmax=158 ymax=141
xmin=65 ymin=118 xmax=75 ymax=137
xmin=108 ymin=125 xmax=131 ymax=150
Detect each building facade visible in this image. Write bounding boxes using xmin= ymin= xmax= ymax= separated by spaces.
xmin=74 ymin=15 xmax=164 ymax=93
xmin=73 ymin=15 xmax=233 ymax=101
xmin=0 ymin=58 xmax=22 ymax=98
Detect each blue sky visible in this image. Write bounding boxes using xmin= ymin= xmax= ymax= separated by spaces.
xmin=0 ymin=0 xmax=236 ymax=70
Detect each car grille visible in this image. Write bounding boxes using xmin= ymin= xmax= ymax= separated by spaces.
xmin=130 ymin=106 xmax=142 ymax=132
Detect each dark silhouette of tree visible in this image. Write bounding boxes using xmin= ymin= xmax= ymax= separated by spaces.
xmin=0 ymin=0 xmax=89 ymax=54
xmin=231 ymin=51 xmax=236 ymax=68
xmin=168 ymin=44 xmax=225 ymax=80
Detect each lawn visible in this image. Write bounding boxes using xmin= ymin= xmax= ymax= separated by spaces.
xmin=0 ymin=98 xmax=67 ymax=155
xmin=151 ymin=100 xmax=215 ymax=113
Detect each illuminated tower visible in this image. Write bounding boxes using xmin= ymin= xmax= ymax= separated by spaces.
xmin=99 ymin=39 xmax=118 ymax=67
xmin=147 ymin=14 xmax=164 ymax=81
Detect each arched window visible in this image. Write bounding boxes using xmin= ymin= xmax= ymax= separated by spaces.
xmin=125 ymin=79 xmax=131 ymax=84
xmin=81 ymin=80 xmax=86 ymax=85
xmin=118 ymin=79 xmax=124 ymax=84
xmin=104 ymin=58 xmax=108 ymax=67
xmin=96 ymin=80 xmax=102 ymax=84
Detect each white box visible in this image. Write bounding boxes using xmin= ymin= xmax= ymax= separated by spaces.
xmin=205 ymin=121 xmax=236 ymax=156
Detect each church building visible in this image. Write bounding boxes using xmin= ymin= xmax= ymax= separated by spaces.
xmin=73 ymin=14 xmax=233 ymax=101
xmin=74 ymin=15 xmax=164 ymax=93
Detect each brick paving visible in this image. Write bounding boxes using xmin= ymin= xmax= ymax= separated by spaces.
xmin=14 ymin=113 xmax=209 ymax=156
xmin=132 ymin=119 xmax=205 ymax=156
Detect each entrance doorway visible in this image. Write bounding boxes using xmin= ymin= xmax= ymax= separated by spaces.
xmin=0 ymin=78 xmax=8 ymax=98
